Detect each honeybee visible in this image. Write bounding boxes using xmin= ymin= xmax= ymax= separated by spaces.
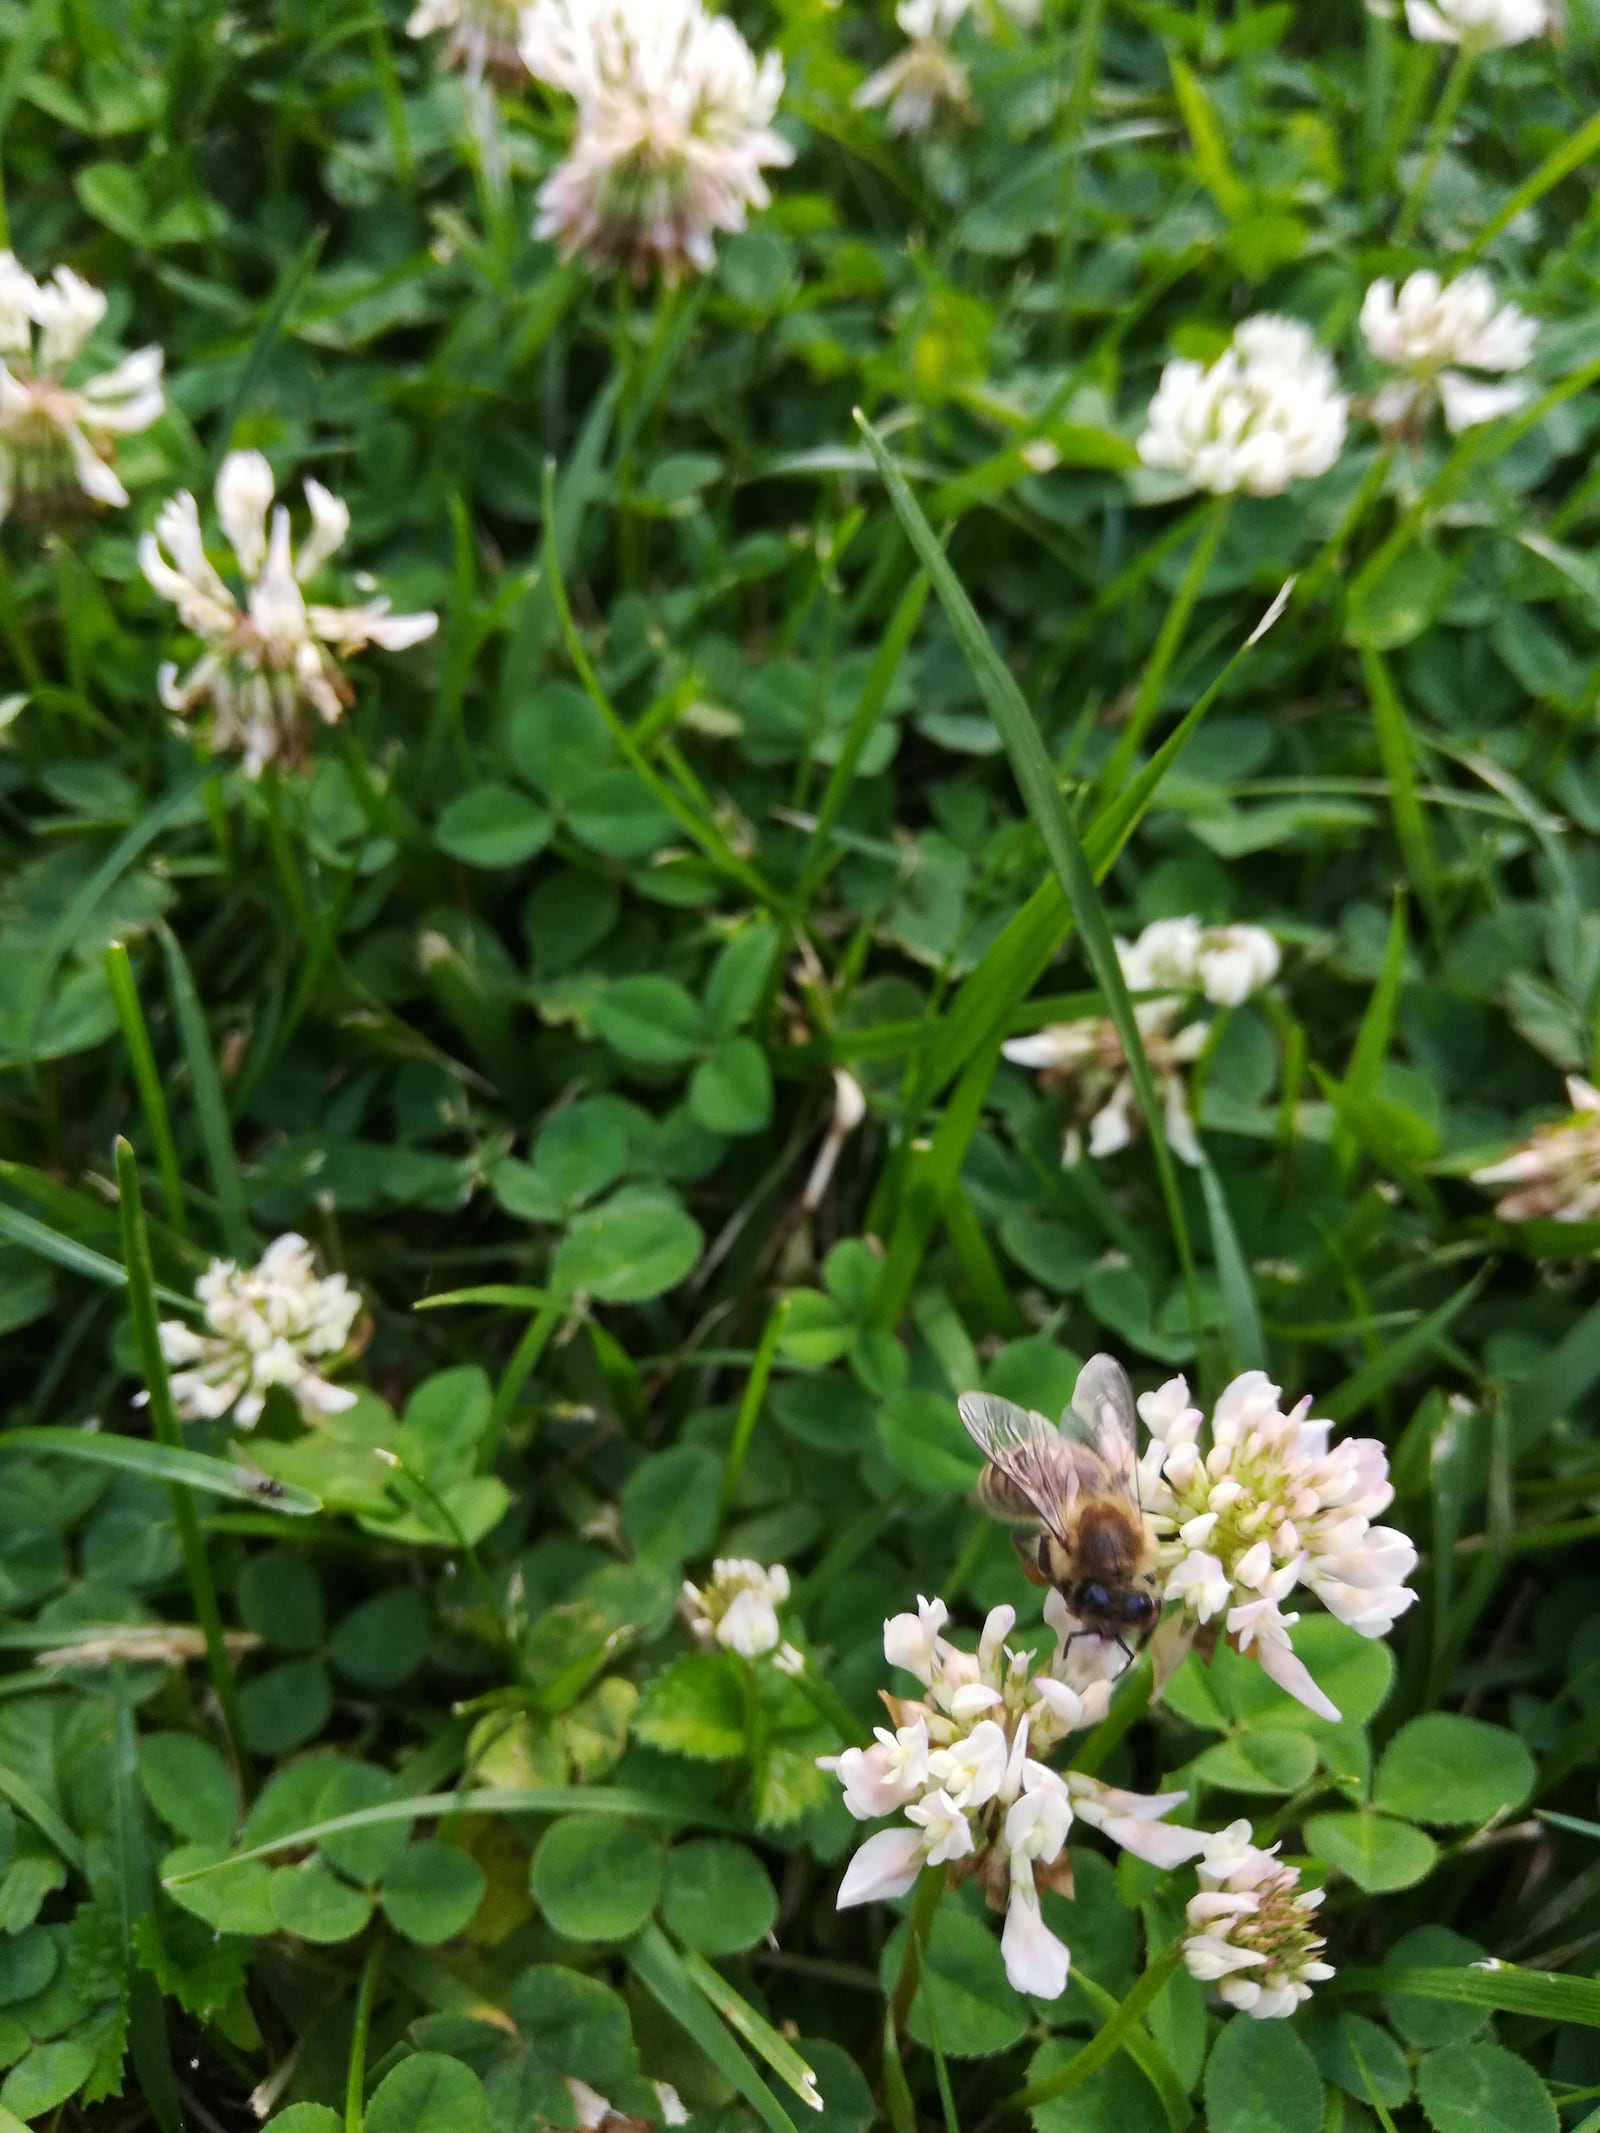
xmin=958 ymin=1354 xmax=1159 ymax=1667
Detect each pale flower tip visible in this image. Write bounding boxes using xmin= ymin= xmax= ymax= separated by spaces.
xmin=1247 ymin=579 xmax=1296 ymax=646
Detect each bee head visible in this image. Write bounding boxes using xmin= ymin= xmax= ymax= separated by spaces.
xmin=1075 ymin=1583 xmax=1157 ymax=1630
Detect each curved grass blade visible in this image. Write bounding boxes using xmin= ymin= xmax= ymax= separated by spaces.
xmin=0 ymin=1426 xmax=321 ymax=1514
xmin=104 ymin=943 xmax=187 ymax=1242
xmin=163 ymin=1785 xmax=747 ymax=1883
xmin=677 ymin=1945 xmax=821 ymax=2115
xmin=628 ymin=1923 xmax=799 ymax=2133
xmin=0 ymin=1198 xmax=195 ymax=1311
xmin=1334 ymin=1960 xmax=1600 ymax=2028
xmin=855 ymin=410 xmax=1204 ymax=1345
xmin=157 ymin=920 xmax=252 ymax=1259
xmin=1197 ymin=1153 xmax=1265 ymax=1374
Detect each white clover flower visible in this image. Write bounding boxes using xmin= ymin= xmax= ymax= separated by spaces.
xmin=1362 ymin=270 xmax=1537 ymax=434
xmin=1473 ymin=1076 xmax=1600 ymax=1224
xmin=825 ymin=1598 xmax=1200 ymax=1999
xmin=680 ymin=1558 xmax=791 ymax=1659
xmin=407 ymin=0 xmax=526 ymax=78
xmin=854 ymin=1 xmax=972 ymax=136
xmin=1139 ymin=316 xmax=1347 ymax=499
xmin=1183 ymin=1821 xmax=1334 ymax=2017
xmin=1401 ymin=0 xmax=1549 ymax=44
xmin=522 ymin=0 xmax=792 ymax=286
xmin=0 ymin=254 xmax=163 ymax=528
xmin=139 ymin=451 xmax=437 ymax=778
xmin=155 ymin=1234 xmax=362 ymax=1430
xmin=1137 ymin=1372 xmax=1418 ymax=1721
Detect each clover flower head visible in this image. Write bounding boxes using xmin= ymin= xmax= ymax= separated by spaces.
xmin=1362 ymin=270 xmax=1537 ymax=434
xmin=853 ymin=0 xmax=972 ymax=136
xmin=1002 ymin=917 xmax=1277 ymax=1169
xmin=1137 ymin=1372 xmax=1418 ymax=1720
xmin=1138 ymin=315 xmax=1347 ymax=498
xmin=680 ymin=1558 xmax=792 ymax=1659
xmin=0 ymin=253 xmax=163 ymax=528
xmin=139 ymin=451 xmax=437 ymax=777
xmin=1402 ymin=0 xmax=1549 ymax=45
xmin=824 ymin=1598 xmax=1202 ymax=1998
xmin=522 ymin=0 xmax=793 ymax=285
xmin=155 ymin=1234 xmax=362 ymax=1429
xmin=1472 ymin=1077 xmax=1600 ymax=1224
xmin=1183 ymin=1820 xmax=1333 ymax=2017
xmin=406 ymin=0 xmax=527 ymax=78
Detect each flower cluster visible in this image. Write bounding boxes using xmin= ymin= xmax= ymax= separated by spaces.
xmin=157 ymin=1234 xmax=362 ymax=1429
xmin=407 ymin=0 xmax=525 ymax=79
xmin=1138 ymin=1371 xmax=1418 ymax=1721
xmin=854 ymin=0 xmax=1042 ymax=138
xmin=139 ymin=450 xmax=438 ymax=777
xmin=681 ymin=1558 xmax=801 ymax=1669
xmin=826 ymin=1598 xmax=1206 ymax=1998
xmin=1473 ymin=1076 xmax=1600 ymax=1224
xmin=0 ymin=254 xmax=163 ymax=527
xmin=1138 ymin=316 xmax=1347 ymax=499
xmin=1002 ymin=916 xmax=1279 ymax=1167
xmin=1183 ymin=1821 xmax=1333 ymax=2019
xmin=1362 ymin=269 xmax=1537 ymax=434
xmin=1401 ymin=0 xmax=1549 ymax=45
xmin=522 ymin=0 xmax=792 ymax=285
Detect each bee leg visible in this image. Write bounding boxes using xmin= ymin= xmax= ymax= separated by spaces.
xmin=1012 ymin=1532 xmax=1052 ymax=1589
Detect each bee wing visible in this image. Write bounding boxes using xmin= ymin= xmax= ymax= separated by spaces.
xmin=958 ymin=1392 xmax=1077 ymax=1539
xmin=1061 ymin=1352 xmax=1143 ymax=1508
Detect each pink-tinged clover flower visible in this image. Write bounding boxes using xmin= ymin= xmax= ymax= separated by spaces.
xmin=1183 ymin=1821 xmax=1334 ymax=2018
xmin=1137 ymin=1372 xmax=1417 ymax=1720
xmin=1473 ymin=1078 xmax=1600 ymax=1226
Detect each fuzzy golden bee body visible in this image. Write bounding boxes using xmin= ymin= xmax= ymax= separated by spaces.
xmin=961 ymin=1355 xmax=1160 ymax=1666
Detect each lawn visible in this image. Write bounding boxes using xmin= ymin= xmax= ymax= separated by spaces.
xmin=0 ymin=0 xmax=1598 ymax=2128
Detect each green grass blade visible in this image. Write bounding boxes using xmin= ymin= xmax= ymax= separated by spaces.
xmin=115 ymin=1138 xmax=250 ymax=1777
xmin=1334 ymin=1962 xmax=1600 ymax=2028
xmin=104 ymin=942 xmax=188 ymax=1241
xmin=0 ymin=1754 xmax=85 ymax=1876
xmin=718 ymin=1296 xmax=788 ymax=1527
xmin=1509 ymin=1293 xmax=1600 ymax=1454
xmin=677 ymin=1946 xmax=821 ymax=2114
xmin=1005 ymin=1943 xmax=1183 ymax=2111
xmin=1334 ymin=894 xmax=1408 ymax=1180
xmin=1097 ymin=496 xmax=1231 ymax=797
xmin=0 ymin=1197 xmax=194 ymax=1310
xmin=162 ymin=1786 xmax=747 ymax=1883
xmin=1321 ymin=1263 xmax=1491 ymax=1424
xmin=1197 ymin=1154 xmax=1265 ymax=1373
xmin=855 ymin=410 xmax=1204 ymax=1346
xmin=798 ymin=570 xmax=929 ymax=903
xmin=157 ymin=920 xmax=252 ymax=1259
xmin=871 ymin=1040 xmax=1000 ymax=1330
xmin=17 ymin=768 xmax=210 ymax=1063
xmin=1359 ymin=645 xmax=1442 ymax=940
xmin=628 ymin=1924 xmax=800 ymax=2133
xmin=1464 ymin=106 xmax=1600 ymax=260
xmin=0 ymin=1425 xmax=321 ymax=1513
xmin=111 ymin=1666 xmax=184 ymax=2133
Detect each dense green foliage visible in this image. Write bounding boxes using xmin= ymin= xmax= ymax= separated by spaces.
xmin=0 ymin=0 xmax=1599 ymax=2128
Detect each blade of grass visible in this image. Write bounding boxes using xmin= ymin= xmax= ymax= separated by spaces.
xmin=1197 ymin=1154 xmax=1264 ymax=1373
xmin=1321 ymin=1262 xmax=1491 ymax=1424
xmin=855 ymin=411 xmax=1204 ymax=1351
xmin=156 ymin=920 xmax=252 ymax=1258
xmin=677 ymin=1946 xmax=822 ymax=2114
xmin=1334 ymin=893 xmax=1408 ymax=1181
xmin=1463 ymin=106 xmax=1600 ymax=260
xmin=718 ymin=1297 xmax=788 ymax=1528
xmin=104 ymin=943 xmax=187 ymax=1242
xmin=19 ymin=767 xmax=210 ymax=1062
xmin=541 ymin=459 xmax=793 ymax=916
xmin=1334 ymin=1961 xmax=1600 ymax=2028
xmin=1096 ymin=497 xmax=1231 ymax=799
xmin=915 ymin=580 xmax=1293 ymax=1113
xmin=0 ymin=1198 xmax=194 ymax=1310
xmin=0 ymin=1425 xmax=321 ymax=1513
xmin=111 ymin=1665 xmax=184 ymax=2133
xmin=163 ymin=1786 xmax=747 ymax=1882
xmin=1071 ymin=1966 xmax=1188 ymax=2133
xmin=628 ymin=1924 xmax=800 ymax=2133
xmin=1359 ymin=645 xmax=1443 ymax=943
xmin=1004 ymin=1943 xmax=1184 ymax=2111
xmin=211 ymin=228 xmax=326 ymax=468
xmin=345 ymin=1933 xmax=386 ymax=2133
xmin=115 ymin=1138 xmax=249 ymax=1779
xmin=870 ymin=1040 xmax=1001 ymax=1330
xmin=798 ymin=570 xmax=929 ymax=904
xmin=1509 ymin=1293 xmax=1600 ymax=1454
